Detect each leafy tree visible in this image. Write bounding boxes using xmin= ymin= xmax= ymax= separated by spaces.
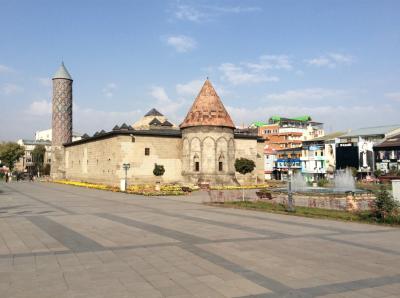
xmin=43 ymin=163 xmax=51 ymax=176
xmin=0 ymin=142 xmax=25 ymax=171
xmin=32 ymin=145 xmax=46 ymax=174
xmin=234 ymin=158 xmax=256 ymax=175
xmin=234 ymin=158 xmax=256 ymax=201
xmin=373 ymin=186 xmax=399 ymax=220
xmin=153 ymin=164 xmax=165 ymax=177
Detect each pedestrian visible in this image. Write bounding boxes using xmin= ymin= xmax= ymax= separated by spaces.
xmin=5 ymin=172 xmax=9 ymax=183
xmin=29 ymin=173 xmax=34 ymax=182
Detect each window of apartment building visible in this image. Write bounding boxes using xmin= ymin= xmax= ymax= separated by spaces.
xmin=219 ymin=162 xmax=223 ymax=171
xmin=145 ymin=148 xmax=150 ymax=156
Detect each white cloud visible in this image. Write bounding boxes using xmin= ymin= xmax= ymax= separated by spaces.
xmin=149 ymin=85 xmax=186 ymax=120
xmin=212 ymin=6 xmax=261 ymax=14
xmin=172 ymin=3 xmax=261 ymax=23
xmin=227 ymin=104 xmax=399 ymax=131
xmin=244 ymin=55 xmax=292 ymax=71
xmin=150 ymin=86 xmax=170 ymax=102
xmin=306 ymin=53 xmax=354 ymax=68
xmin=102 ymin=82 xmax=117 ymax=98
xmin=385 ymin=92 xmax=400 ymax=102
xmin=265 ymin=88 xmax=348 ymax=101
xmin=176 ymin=79 xmax=203 ymax=96
xmin=219 ymin=63 xmax=279 ymax=85
xmin=74 ymin=106 xmax=142 ymax=134
xmin=174 ymin=4 xmax=206 ymax=22
xmin=166 ymin=35 xmax=197 ymax=53
xmin=26 ymin=100 xmax=52 ymax=116
xmin=37 ymin=77 xmax=51 ymax=87
xmin=0 ymin=64 xmax=14 ymax=74
xmin=1 ymin=83 xmax=23 ymax=95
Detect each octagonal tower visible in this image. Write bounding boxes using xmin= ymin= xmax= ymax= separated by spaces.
xmin=180 ymin=79 xmax=236 ymax=185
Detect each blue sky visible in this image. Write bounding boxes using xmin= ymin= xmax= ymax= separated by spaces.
xmin=1 ymin=0 xmax=400 ymax=140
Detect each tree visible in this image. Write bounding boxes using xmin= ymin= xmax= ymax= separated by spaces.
xmin=234 ymin=158 xmax=256 ymax=201
xmin=42 ymin=163 xmax=51 ymax=176
xmin=0 ymin=142 xmax=25 ymax=171
xmin=153 ymin=164 xmax=165 ymax=191
xmin=32 ymin=145 xmax=46 ymax=175
xmin=373 ymin=186 xmax=399 ymax=221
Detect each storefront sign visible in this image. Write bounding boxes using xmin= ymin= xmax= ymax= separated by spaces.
xmin=339 ymin=143 xmax=352 ymax=147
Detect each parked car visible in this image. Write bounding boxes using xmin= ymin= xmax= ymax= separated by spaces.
xmin=15 ymin=172 xmax=30 ymax=181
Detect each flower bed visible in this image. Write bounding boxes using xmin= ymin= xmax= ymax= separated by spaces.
xmin=53 ymin=180 xmax=119 ymax=191
xmin=52 ymin=180 xmax=197 ymax=196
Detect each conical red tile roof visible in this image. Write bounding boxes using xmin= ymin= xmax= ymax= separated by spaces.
xmin=180 ymin=79 xmax=235 ymax=129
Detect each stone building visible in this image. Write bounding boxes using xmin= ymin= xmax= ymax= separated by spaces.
xmin=15 ymin=139 xmax=52 ymax=173
xmin=51 ymin=64 xmax=264 ymax=185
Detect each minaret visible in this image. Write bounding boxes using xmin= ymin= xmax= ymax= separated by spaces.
xmin=51 ymin=62 xmax=73 ymax=179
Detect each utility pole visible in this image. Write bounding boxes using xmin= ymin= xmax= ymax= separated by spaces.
xmin=287 ymin=157 xmax=295 ymax=212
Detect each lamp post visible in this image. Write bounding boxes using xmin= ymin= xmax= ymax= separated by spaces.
xmin=122 ymin=163 xmax=130 ymax=191
xmin=287 ymin=157 xmax=295 ymax=212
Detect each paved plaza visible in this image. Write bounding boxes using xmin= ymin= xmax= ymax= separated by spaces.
xmin=0 ymin=182 xmax=399 ymax=297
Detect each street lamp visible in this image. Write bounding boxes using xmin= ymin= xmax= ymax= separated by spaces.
xmin=122 ymin=163 xmax=130 ymax=191
xmin=287 ymin=157 xmax=295 ymax=212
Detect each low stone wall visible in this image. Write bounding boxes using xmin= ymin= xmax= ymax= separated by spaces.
xmin=271 ymin=192 xmax=375 ymax=211
xmin=207 ymin=189 xmax=375 ymax=211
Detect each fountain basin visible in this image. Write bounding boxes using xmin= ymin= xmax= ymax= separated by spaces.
xmin=274 ymin=186 xmax=370 ymax=195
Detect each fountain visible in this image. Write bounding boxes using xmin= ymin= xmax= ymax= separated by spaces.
xmin=271 ymin=168 xmax=370 ymax=211
xmin=334 ymin=168 xmax=356 ymax=191
xmin=280 ymin=168 xmax=363 ymax=194
xmin=292 ymin=172 xmax=308 ymax=192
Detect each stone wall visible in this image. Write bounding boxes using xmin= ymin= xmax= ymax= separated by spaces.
xmin=64 ymin=135 xmax=182 ymax=185
xmin=208 ymin=189 xmax=375 ymax=211
xmin=181 ymin=126 xmax=236 ymax=185
xmin=234 ymin=138 xmax=265 ymax=184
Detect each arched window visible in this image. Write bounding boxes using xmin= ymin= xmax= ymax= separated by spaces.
xmin=193 ymin=154 xmax=200 ymax=172
xmin=218 ymin=153 xmax=224 ymax=172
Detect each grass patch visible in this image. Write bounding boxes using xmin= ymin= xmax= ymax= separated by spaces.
xmin=210 ymin=200 xmax=400 ymax=226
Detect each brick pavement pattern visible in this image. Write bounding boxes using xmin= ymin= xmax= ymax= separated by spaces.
xmin=0 ymin=182 xmax=399 ymax=298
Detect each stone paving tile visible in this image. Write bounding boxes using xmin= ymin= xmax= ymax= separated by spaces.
xmin=50 ymin=214 xmax=178 ymax=247
xmin=1 ymin=182 xmax=400 ymax=298
xmin=113 ymin=211 xmax=262 ymax=241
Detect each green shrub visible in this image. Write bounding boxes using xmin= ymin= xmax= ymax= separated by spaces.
xmin=153 ymin=164 xmax=165 ymax=177
xmin=234 ymin=158 xmax=255 ymax=175
xmin=317 ymin=179 xmax=329 ymax=187
xmin=373 ymin=186 xmax=399 ymax=220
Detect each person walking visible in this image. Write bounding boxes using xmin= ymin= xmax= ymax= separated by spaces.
xmin=5 ymin=172 xmax=9 ymax=183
